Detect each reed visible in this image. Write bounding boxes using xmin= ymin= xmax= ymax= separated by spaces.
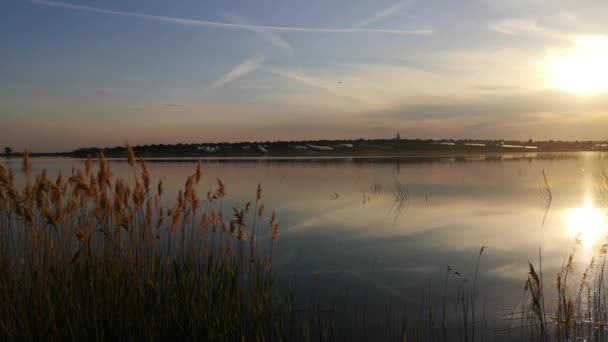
xmin=0 ymin=150 xmax=285 ymax=341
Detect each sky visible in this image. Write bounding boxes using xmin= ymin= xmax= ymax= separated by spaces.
xmin=2 ymin=0 xmax=608 ymax=152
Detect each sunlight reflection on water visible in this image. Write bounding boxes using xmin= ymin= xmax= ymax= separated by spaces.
xmin=567 ymin=198 xmax=606 ymax=249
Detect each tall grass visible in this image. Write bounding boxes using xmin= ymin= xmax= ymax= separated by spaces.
xmin=0 ymin=146 xmax=288 ymax=340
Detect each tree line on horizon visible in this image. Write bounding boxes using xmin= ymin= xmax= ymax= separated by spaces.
xmin=2 ymin=138 xmax=607 ymax=157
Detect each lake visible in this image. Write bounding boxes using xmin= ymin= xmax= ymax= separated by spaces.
xmin=3 ymin=152 xmax=608 ymax=339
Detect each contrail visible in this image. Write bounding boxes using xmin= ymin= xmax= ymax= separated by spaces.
xmin=222 ymin=13 xmax=293 ymax=53
xmin=354 ymin=0 xmax=413 ymax=28
xmin=30 ymin=0 xmax=436 ymax=35
xmin=210 ymin=56 xmax=264 ymax=89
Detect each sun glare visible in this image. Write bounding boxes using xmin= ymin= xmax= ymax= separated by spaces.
xmin=548 ymin=36 xmax=608 ymax=95
xmin=567 ymin=199 xmax=606 ymax=248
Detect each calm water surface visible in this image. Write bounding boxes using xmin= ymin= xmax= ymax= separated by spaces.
xmin=4 ymin=152 xmax=608 ymax=336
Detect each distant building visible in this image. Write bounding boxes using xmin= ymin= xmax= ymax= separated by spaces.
xmin=198 ymin=145 xmax=216 ymax=153
xmin=307 ymin=144 xmax=334 ymax=151
xmin=258 ymin=145 xmax=268 ymax=153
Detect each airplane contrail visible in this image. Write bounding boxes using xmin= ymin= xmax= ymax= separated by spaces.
xmin=30 ymin=0 xmax=436 ymax=35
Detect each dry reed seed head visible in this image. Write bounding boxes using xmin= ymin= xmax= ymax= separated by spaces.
xmin=271 ymin=223 xmax=279 ymax=241
xmin=216 ymin=178 xmax=226 ymax=198
xmin=258 ymin=204 xmax=264 ymax=218
xmin=140 ymin=158 xmax=150 ymax=190
xmin=97 ymin=151 xmax=112 ymax=189
xmin=231 ymin=206 xmax=244 ymax=225
xmin=270 ymin=211 xmax=276 ymax=227
xmin=211 ymin=208 xmax=217 ymax=226
xmin=566 ymin=254 xmax=574 ymax=273
xmin=256 ymin=183 xmax=263 ymax=201
xmin=85 ymin=156 xmax=93 ymax=176
xmin=89 ymin=174 xmax=98 ymax=198
xmin=245 ymin=201 xmax=251 ymax=214
xmin=195 ymin=161 xmax=202 ymax=184
xmin=156 ymin=213 xmax=165 ymax=230
xmin=177 ymin=190 xmax=184 ymax=209
xmin=55 ymin=172 xmax=63 ymax=187
xmin=185 ymin=176 xmax=195 ymax=201
xmin=157 ymin=179 xmax=163 ymax=197
xmin=0 ymin=164 xmax=9 ymax=186
xmin=192 ymin=197 xmax=200 ymax=214
xmin=145 ymin=199 xmax=153 ymax=230
xmin=170 ymin=206 xmax=181 ymax=234
xmin=133 ymin=182 xmax=144 ymax=207
xmin=528 ymin=263 xmax=540 ymax=286
xmin=8 ymin=168 xmax=14 ymax=185
xmin=22 ymin=149 xmax=32 ymax=176
xmin=125 ymin=141 xmax=136 ymax=167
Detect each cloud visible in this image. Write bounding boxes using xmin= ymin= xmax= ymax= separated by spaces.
xmin=30 ymin=0 xmax=435 ymax=35
xmin=210 ymin=56 xmax=264 ymax=89
xmin=222 ymin=13 xmax=293 ymax=53
xmin=362 ymin=91 xmax=608 ymax=129
xmin=353 ymin=1 xmax=413 ymax=28
xmin=489 ymin=18 xmax=554 ymax=37
xmin=488 ymin=12 xmax=581 ymax=40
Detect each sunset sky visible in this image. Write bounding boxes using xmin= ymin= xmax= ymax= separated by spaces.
xmin=3 ymin=0 xmax=608 ymax=151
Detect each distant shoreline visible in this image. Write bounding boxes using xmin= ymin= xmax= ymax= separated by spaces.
xmin=3 ymin=138 xmax=608 ymax=158
xmin=1 ymin=149 xmax=604 ymax=160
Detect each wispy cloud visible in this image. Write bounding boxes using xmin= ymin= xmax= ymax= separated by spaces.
xmin=30 ymin=0 xmax=435 ymax=35
xmin=353 ymin=1 xmax=413 ymax=28
xmin=489 ymin=18 xmax=554 ymax=37
xmin=488 ymin=13 xmax=581 ymax=40
xmin=210 ymin=56 xmax=264 ymax=89
xmin=222 ymin=13 xmax=293 ymax=53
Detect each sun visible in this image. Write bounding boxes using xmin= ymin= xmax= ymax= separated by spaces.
xmin=548 ymin=36 xmax=608 ymax=95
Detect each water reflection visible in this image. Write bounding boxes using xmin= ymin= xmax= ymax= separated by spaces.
xmin=567 ymin=198 xmax=606 ymax=248
xmin=5 ymin=152 xmax=608 ymax=333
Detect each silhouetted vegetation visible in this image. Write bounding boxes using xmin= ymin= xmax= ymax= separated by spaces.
xmin=68 ymin=138 xmax=607 ymax=158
